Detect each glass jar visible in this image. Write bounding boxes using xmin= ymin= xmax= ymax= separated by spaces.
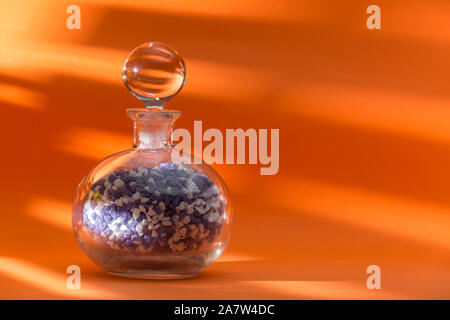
xmin=72 ymin=42 xmax=232 ymax=279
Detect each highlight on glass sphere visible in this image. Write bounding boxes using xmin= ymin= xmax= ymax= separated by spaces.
xmin=122 ymin=42 xmax=186 ymax=107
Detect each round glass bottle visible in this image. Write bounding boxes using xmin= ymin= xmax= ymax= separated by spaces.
xmin=72 ymin=42 xmax=232 ymax=279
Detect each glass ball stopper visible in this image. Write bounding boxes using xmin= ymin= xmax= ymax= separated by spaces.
xmin=122 ymin=42 xmax=186 ymax=108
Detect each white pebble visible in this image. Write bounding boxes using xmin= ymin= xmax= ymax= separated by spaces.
xmin=138 ymin=167 xmax=148 ymax=175
xmin=111 ymin=217 xmax=124 ymax=225
xmin=113 ymin=178 xmax=125 ymax=188
xmin=176 ymin=202 xmax=187 ymax=213
xmin=132 ymin=192 xmax=141 ymax=201
xmin=186 ymin=179 xmax=200 ymax=194
xmin=132 ymin=208 xmax=141 ymax=220
xmin=194 ymin=199 xmax=206 ymax=206
xmin=96 ymin=200 xmax=105 ymax=210
xmin=129 ymin=170 xmax=138 ymax=178
xmin=195 ymin=206 xmax=205 ymax=214
xmin=148 ymin=207 xmax=156 ymax=216
xmin=182 ymin=216 xmax=190 ymax=224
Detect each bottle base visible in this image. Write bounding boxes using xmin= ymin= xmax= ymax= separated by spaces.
xmin=101 ymin=254 xmax=213 ymax=280
xmin=106 ymin=270 xmax=198 ymax=280
xmin=78 ymin=239 xmax=225 ymax=280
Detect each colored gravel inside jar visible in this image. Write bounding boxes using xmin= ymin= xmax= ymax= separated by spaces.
xmin=82 ymin=164 xmax=225 ymax=253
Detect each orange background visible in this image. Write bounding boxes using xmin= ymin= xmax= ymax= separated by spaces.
xmin=0 ymin=0 xmax=449 ymax=299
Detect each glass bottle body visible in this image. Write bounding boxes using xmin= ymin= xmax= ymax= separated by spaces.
xmin=72 ymin=109 xmax=232 ymax=279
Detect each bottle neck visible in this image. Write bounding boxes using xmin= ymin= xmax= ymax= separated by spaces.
xmin=127 ymin=108 xmax=181 ymax=151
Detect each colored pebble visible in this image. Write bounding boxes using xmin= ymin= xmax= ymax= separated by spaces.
xmin=82 ymin=164 xmax=225 ymax=253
